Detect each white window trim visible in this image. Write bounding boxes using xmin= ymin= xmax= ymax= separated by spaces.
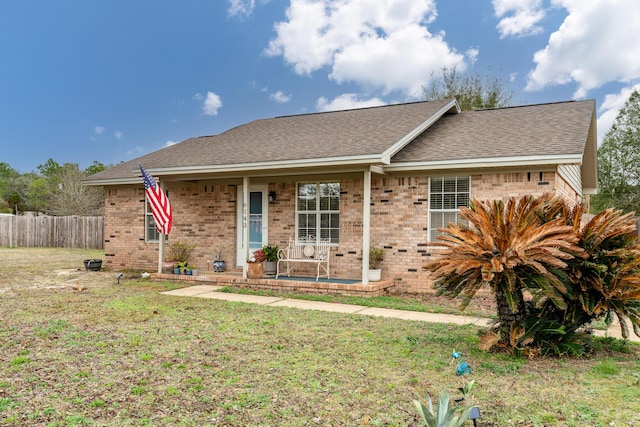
xmin=428 ymin=176 xmax=470 ymax=242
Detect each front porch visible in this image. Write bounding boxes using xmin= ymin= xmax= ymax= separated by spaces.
xmin=152 ymin=271 xmax=396 ymax=297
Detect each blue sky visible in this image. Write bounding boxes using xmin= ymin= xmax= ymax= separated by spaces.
xmin=1 ymin=0 xmax=639 ymax=173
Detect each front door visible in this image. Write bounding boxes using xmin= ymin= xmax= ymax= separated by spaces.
xmin=236 ymin=185 xmax=268 ymax=266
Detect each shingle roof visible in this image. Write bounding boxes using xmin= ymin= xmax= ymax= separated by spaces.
xmin=392 ymin=99 xmax=595 ymax=163
xmin=85 ymin=99 xmax=455 ymax=182
xmin=84 ymin=98 xmax=596 ymax=184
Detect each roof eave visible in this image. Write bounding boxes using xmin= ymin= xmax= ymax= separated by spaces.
xmin=385 ymin=153 xmax=584 ymax=172
xmin=83 ymin=155 xmax=387 ymax=185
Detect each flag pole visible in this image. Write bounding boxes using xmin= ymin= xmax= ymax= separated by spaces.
xmin=158 ymin=232 xmax=165 ymax=274
xmin=158 ymin=180 xmax=165 ymax=274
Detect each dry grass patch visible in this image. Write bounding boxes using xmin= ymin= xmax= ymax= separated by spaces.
xmin=0 ymin=247 xmax=639 ymax=426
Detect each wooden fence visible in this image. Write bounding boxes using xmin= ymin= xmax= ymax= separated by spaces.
xmin=0 ymin=215 xmax=104 ymax=249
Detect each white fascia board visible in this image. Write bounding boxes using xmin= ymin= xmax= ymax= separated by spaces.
xmin=381 ymin=99 xmax=460 ymax=163
xmin=385 ymin=153 xmax=584 ymax=172
xmin=82 ymin=178 xmax=141 ymax=186
xmin=88 ymin=155 xmax=386 ymax=184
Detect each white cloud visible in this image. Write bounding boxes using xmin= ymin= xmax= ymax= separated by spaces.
xmin=202 ymin=91 xmax=223 ymax=116
xmin=228 ymin=0 xmax=255 ymax=17
xmin=525 ymin=0 xmax=640 ymax=98
xmin=114 ymin=130 xmax=124 ymax=140
xmin=228 ymin=0 xmax=270 ymax=18
xmin=94 ymin=126 xmax=105 ymax=134
xmin=270 ymin=90 xmax=291 ymax=104
xmin=492 ymin=0 xmax=545 ymax=38
xmin=265 ymin=0 xmax=472 ymax=98
xmin=316 ymin=94 xmax=385 ymax=112
xmin=165 ymin=140 xmax=178 ymax=147
xmin=597 ymin=84 xmax=640 ymax=145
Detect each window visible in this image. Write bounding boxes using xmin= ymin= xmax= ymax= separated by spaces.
xmin=145 ymin=196 xmax=160 ymax=242
xmin=297 ymin=182 xmax=340 ymax=244
xmin=429 ymin=176 xmax=470 ymax=241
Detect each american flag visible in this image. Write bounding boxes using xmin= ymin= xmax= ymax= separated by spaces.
xmin=140 ymin=164 xmax=172 ymax=235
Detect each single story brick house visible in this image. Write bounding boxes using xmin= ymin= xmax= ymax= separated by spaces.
xmin=83 ymin=98 xmax=597 ymax=293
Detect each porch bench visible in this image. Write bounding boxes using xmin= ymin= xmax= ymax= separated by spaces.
xmin=276 ymin=237 xmax=331 ymax=281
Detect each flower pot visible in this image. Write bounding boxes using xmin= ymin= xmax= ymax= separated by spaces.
xmin=173 ymin=268 xmax=181 ymax=274
xmin=83 ymin=259 xmax=102 ymax=271
xmin=213 ymin=259 xmax=226 ymax=273
xmin=368 ymin=269 xmax=381 ymax=282
xmin=191 ymin=269 xmax=198 ymax=276
xmin=264 ymin=260 xmax=277 ymax=276
xmin=247 ymin=262 xmax=264 ymax=279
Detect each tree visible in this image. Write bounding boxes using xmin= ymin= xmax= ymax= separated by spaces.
xmin=48 ymin=166 xmax=104 ymax=216
xmin=0 ymin=162 xmax=20 ymax=213
xmin=84 ymin=160 xmax=107 ymax=176
xmin=422 ymin=67 xmax=515 ymax=111
xmin=591 ymin=90 xmax=640 ymax=213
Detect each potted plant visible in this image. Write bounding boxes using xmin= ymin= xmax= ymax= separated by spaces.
xmin=169 ymin=241 xmax=196 ymax=275
xmin=213 ymin=245 xmax=226 ymax=272
xmin=367 ymin=246 xmax=384 ymax=282
xmin=247 ymin=248 xmax=266 ymax=279
xmin=176 ymin=261 xmax=191 ymax=275
xmin=262 ymin=245 xmax=279 ymax=276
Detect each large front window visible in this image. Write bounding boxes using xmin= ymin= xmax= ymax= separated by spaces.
xmin=429 ymin=176 xmax=469 ymax=241
xmin=297 ymin=182 xmax=340 ymax=244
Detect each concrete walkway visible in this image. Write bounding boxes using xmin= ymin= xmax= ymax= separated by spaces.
xmin=161 ymin=285 xmax=640 ymax=343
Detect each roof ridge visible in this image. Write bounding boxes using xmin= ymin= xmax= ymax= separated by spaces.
xmin=273 ymin=98 xmax=454 ymax=119
xmin=472 ymin=98 xmax=594 ymax=112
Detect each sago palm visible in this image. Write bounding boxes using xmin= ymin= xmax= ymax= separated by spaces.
xmin=424 ymin=194 xmax=584 ymax=347
xmin=565 ymin=208 xmax=640 ymax=338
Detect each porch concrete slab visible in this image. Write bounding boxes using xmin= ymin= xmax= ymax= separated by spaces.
xmin=357 ymin=307 xmax=493 ymax=326
xmin=268 ymin=299 xmax=366 ymax=314
xmin=162 ymin=285 xmax=223 ymax=297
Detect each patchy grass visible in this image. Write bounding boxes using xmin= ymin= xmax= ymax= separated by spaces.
xmin=0 ymin=247 xmax=639 ymax=426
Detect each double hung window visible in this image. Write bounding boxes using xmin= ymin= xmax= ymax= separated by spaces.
xmin=297 ymin=182 xmax=340 ymax=244
xmin=429 ymin=176 xmax=470 ymax=241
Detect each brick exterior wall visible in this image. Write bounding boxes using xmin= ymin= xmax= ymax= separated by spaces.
xmin=104 ymin=170 xmax=579 ymax=293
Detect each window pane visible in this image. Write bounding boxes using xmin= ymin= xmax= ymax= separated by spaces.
xmin=443 ymin=193 xmax=456 ymax=209
xmin=430 ymin=178 xmax=443 ymax=192
xmin=430 ymin=193 xmax=442 ymax=209
xmin=457 ymin=193 xmax=469 ymax=208
xmin=457 ymin=178 xmax=470 ymax=192
xmin=443 ymin=179 xmax=456 ymax=193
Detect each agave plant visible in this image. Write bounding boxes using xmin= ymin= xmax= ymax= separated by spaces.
xmin=424 ymin=194 xmax=584 ymax=347
xmin=413 ymin=388 xmax=474 ymax=427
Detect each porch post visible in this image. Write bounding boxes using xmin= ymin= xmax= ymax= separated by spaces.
xmin=362 ymin=169 xmax=371 ymax=285
xmin=242 ymin=176 xmax=250 ymax=279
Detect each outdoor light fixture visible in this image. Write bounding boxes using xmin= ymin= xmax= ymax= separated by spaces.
xmin=116 ymin=272 xmax=124 ymax=284
xmin=268 ymin=191 xmax=276 ymax=203
xmin=468 ymin=406 xmax=481 ymax=426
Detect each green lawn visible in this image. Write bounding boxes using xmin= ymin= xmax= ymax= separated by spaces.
xmin=0 ymin=247 xmax=639 ymax=426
